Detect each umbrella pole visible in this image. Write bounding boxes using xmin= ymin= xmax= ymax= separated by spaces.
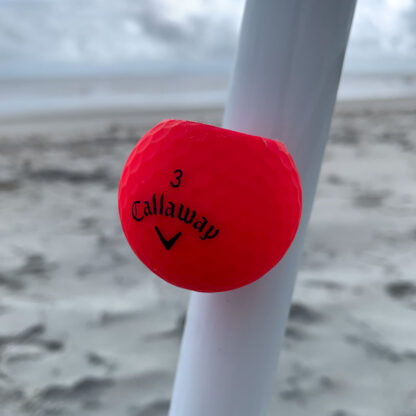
xmin=169 ymin=1 xmax=356 ymax=415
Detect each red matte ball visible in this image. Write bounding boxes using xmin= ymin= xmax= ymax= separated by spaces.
xmin=118 ymin=120 xmax=302 ymax=292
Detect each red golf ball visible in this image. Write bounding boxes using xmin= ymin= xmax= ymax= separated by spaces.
xmin=118 ymin=120 xmax=302 ymax=292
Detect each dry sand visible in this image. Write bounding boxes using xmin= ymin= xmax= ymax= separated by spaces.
xmin=0 ymin=99 xmax=416 ymax=416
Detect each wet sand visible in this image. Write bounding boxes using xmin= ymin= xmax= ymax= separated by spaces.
xmin=0 ymin=98 xmax=416 ymax=416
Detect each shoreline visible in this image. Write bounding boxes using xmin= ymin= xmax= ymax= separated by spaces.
xmin=1 ymin=96 xmax=415 ymax=140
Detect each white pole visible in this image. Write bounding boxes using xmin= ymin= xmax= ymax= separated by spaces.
xmin=169 ymin=1 xmax=356 ymax=415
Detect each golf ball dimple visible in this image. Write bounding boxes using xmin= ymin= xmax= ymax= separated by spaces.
xmin=118 ymin=119 xmax=302 ymax=292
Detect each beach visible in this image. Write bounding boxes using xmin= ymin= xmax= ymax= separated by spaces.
xmin=1 ymin=96 xmax=416 ymax=416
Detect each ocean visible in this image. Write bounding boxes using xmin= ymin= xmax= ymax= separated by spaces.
xmin=1 ymin=69 xmax=416 ymax=120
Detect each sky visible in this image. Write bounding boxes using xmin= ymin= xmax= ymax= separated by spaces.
xmin=0 ymin=0 xmax=415 ymax=75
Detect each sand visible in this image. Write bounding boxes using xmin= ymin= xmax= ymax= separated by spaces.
xmin=0 ymin=98 xmax=416 ymax=416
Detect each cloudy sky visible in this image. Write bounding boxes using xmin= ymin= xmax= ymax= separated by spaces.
xmin=0 ymin=0 xmax=415 ymax=73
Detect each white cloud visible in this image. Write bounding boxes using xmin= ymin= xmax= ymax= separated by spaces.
xmin=0 ymin=0 xmax=414 ymax=73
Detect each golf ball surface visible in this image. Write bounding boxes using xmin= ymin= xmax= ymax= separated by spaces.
xmin=118 ymin=120 xmax=302 ymax=292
